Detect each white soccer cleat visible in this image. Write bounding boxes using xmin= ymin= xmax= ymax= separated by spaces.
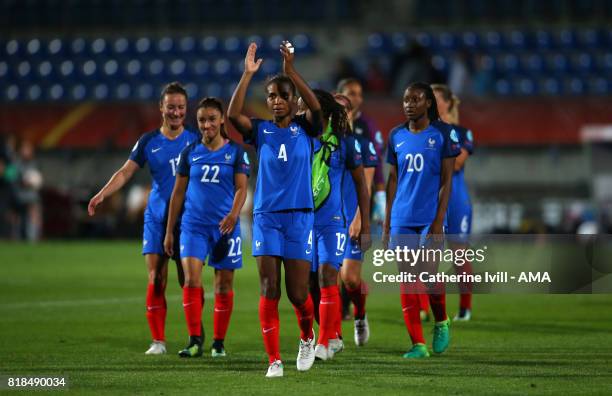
xmin=145 ymin=341 xmax=166 ymax=355
xmin=328 ymin=338 xmax=344 ymax=355
xmin=314 ymin=344 xmax=334 ymax=361
xmin=296 ymin=330 xmax=316 ymax=371
xmin=354 ymin=315 xmax=370 ymax=346
xmin=265 ymin=360 xmax=284 ymax=378
xmin=453 ymin=309 xmax=472 ymax=322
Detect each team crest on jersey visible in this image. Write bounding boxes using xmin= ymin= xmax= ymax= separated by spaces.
xmin=243 ymin=152 xmax=250 ymax=165
xmin=354 ymin=140 xmax=362 ymax=153
xmin=467 ymin=130 xmax=473 ymax=142
xmin=290 ymin=125 xmax=299 ymax=136
xmin=369 ymin=142 xmax=376 ymax=155
xmin=428 ymin=137 xmax=436 ymax=148
xmin=225 ymin=153 xmax=232 ymax=162
xmin=450 ymin=129 xmax=459 ymax=143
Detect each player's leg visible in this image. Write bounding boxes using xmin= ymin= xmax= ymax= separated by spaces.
xmin=315 ymin=263 xmax=340 ymax=360
xmin=309 ymin=270 xmax=321 ymax=324
xmin=211 ymin=269 xmax=234 ymax=357
xmin=341 ymin=254 xmax=369 ymax=346
xmin=178 ymin=256 xmax=204 ymax=357
xmin=258 ymin=255 xmax=283 ymax=376
xmin=450 ymin=208 xmax=473 ymax=321
xmin=144 ymin=253 xmax=169 ymax=355
xmin=142 ymin=220 xmax=169 ymax=355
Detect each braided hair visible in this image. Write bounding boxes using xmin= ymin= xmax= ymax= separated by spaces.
xmin=407 ymin=82 xmax=440 ymax=122
xmin=313 ymin=89 xmax=349 ymax=138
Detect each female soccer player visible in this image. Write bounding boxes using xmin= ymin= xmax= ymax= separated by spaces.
xmin=164 ymin=97 xmax=250 ymax=358
xmin=228 ymin=42 xmax=323 ymax=377
xmin=305 ymin=89 xmax=371 ymax=360
xmin=88 ymin=82 xmax=200 ymax=355
xmin=335 ymin=93 xmax=378 ymax=346
xmin=384 ymin=82 xmax=460 ymax=359
xmin=432 ymin=84 xmax=475 ymax=321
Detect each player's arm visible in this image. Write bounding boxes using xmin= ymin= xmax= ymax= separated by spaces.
xmin=383 ymin=164 xmax=397 ymax=249
xmin=454 ymin=148 xmax=469 ymax=171
xmin=280 ymin=41 xmax=323 ymax=136
xmin=219 ymin=173 xmax=248 ymax=235
xmin=88 ymin=159 xmax=139 ymax=216
xmin=228 ymin=43 xmax=262 ymax=138
xmin=164 ymin=174 xmax=188 ymax=257
xmin=349 ymin=166 xmax=374 ymax=243
xmin=349 ymin=165 xmax=371 ymax=251
xmin=429 ymin=157 xmax=455 ymax=240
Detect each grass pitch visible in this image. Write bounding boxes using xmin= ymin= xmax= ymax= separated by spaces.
xmin=0 ymin=241 xmax=611 ymax=395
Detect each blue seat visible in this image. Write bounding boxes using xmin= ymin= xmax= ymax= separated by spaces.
xmin=92 ymin=83 xmax=110 ymax=100
xmin=34 ymin=59 xmax=54 ymax=81
xmin=437 ymin=32 xmax=459 ymax=51
xmin=390 ymin=32 xmax=409 ymax=52
xmin=482 ymin=31 xmax=503 ymax=51
xmin=431 ymin=54 xmax=449 ymax=75
xmin=545 ymin=53 xmax=569 ymax=74
xmin=291 ymin=33 xmax=314 ymax=54
xmin=79 ymin=58 xmax=99 ymax=79
xmin=155 ymin=36 xmax=175 ymax=56
xmin=498 ymin=53 xmax=520 ymax=74
xmin=113 ymin=83 xmax=132 ymax=100
xmin=69 ymin=37 xmax=88 ymax=56
xmin=146 ymin=58 xmax=166 ymax=79
xmin=461 ymin=31 xmax=479 ymax=50
xmin=136 ymin=82 xmax=155 ymax=100
xmin=90 ymin=38 xmax=109 ymax=57
xmin=177 ymin=36 xmax=196 ymax=55
xmin=540 ymin=77 xmax=562 ymax=95
xmin=101 ymin=58 xmax=120 ymax=81
xmin=70 ymin=83 xmax=88 ymax=101
xmin=570 ymin=52 xmax=594 ymax=74
xmin=213 ymin=58 xmax=232 ymax=80
xmin=577 ymin=28 xmax=603 ymax=49
xmin=5 ymin=39 xmax=22 ymax=57
xmin=45 ymin=37 xmax=66 ymax=57
xmin=595 ymin=51 xmax=612 ymax=72
xmin=514 ymin=76 xmax=536 ymax=95
xmin=521 ymin=53 xmax=545 ymax=74
xmin=183 ymin=82 xmax=199 ymax=99
xmin=134 ymin=37 xmax=153 ymax=56
xmin=506 ymin=30 xmax=528 ymax=50
xmin=225 ymin=82 xmax=238 ymax=99
xmin=534 ymin=30 xmax=553 ymax=50
xmin=564 ymin=77 xmax=585 ymax=95
xmin=0 ymin=60 xmax=9 ymax=80
xmin=25 ymin=38 xmax=43 ymax=57
xmin=47 ymin=83 xmax=66 ymax=101
xmin=201 ymin=82 xmax=223 ymax=98
xmin=587 ymin=76 xmax=609 ymax=95
xmin=222 ymin=36 xmax=243 ymax=55
xmin=111 ymin=37 xmax=130 ymax=56
xmin=200 ymin=36 xmax=220 ymax=55
xmin=494 ymin=78 xmax=512 ymax=96
xmin=190 ymin=59 xmax=211 ymax=78
xmin=555 ymin=29 xmax=577 ymax=50
xmin=366 ymin=33 xmax=390 ymax=55
xmin=414 ymin=32 xmax=434 ymax=49
xmin=123 ymin=58 xmax=144 ymax=79
xmin=261 ymin=58 xmax=280 ymax=78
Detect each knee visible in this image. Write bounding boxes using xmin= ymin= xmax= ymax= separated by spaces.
xmin=342 ymin=271 xmax=361 ymax=290
xmin=215 ymin=279 xmax=233 ymax=294
xmin=183 ymin=273 xmax=201 ymax=288
xmin=148 ymin=270 xmax=166 ymax=286
xmin=260 ymin=276 xmax=280 ymax=299
xmin=287 ymin=289 xmax=308 ymax=307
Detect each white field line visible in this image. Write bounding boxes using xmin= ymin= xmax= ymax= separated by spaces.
xmin=0 ymin=293 xmax=213 ymax=310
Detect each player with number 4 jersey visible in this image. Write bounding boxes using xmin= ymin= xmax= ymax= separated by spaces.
xmin=165 ymin=97 xmax=249 ymax=359
xmin=228 ymin=41 xmax=323 ymax=378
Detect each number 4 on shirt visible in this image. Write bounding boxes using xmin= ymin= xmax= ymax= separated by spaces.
xmin=278 ymin=144 xmax=287 ymax=162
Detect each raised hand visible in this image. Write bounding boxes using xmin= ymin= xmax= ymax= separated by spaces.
xmin=280 ymin=40 xmax=295 ymax=72
xmin=244 ymin=42 xmax=263 ymax=74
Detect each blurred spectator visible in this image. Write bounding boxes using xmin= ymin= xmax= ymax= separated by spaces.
xmin=448 ymin=50 xmax=473 ymax=96
xmin=14 ymin=140 xmax=43 ymax=241
xmin=364 ymin=60 xmax=389 ymax=94
xmin=0 ymin=134 xmax=20 ymax=238
xmin=390 ymin=41 xmax=445 ymax=98
xmin=472 ymin=53 xmax=494 ymax=96
xmin=332 ymin=57 xmax=360 ymax=88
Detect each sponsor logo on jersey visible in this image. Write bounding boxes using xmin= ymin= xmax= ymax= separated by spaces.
xmin=263 ymin=129 xmax=274 ymax=134
xmin=151 ymin=147 xmax=162 ymax=153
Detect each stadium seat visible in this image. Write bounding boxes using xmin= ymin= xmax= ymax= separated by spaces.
xmin=564 ymin=77 xmax=585 ymax=95
xmin=390 ymin=32 xmax=409 ymax=52
xmin=48 ymin=83 xmax=66 ymax=101
xmin=482 ymin=31 xmax=503 ymax=51
xmin=540 ymin=77 xmax=562 ymax=95
xmin=534 ymin=30 xmax=553 ymax=50
xmin=90 ymin=38 xmax=109 ymax=57
xmin=292 ymin=33 xmax=314 ymax=54
xmin=111 ymin=37 xmax=130 ymax=56
xmin=437 ymin=32 xmax=459 ymax=51
xmin=92 ymin=83 xmax=110 ymax=100
xmin=200 ymin=36 xmax=220 ymax=55
xmin=222 ymin=36 xmax=243 ymax=55
xmin=366 ymin=33 xmax=390 ymax=55
xmin=506 ymin=30 xmax=528 ymax=50
xmin=494 ymin=78 xmax=512 ymax=96
xmin=461 ymin=31 xmax=479 ymax=50
xmin=587 ymin=76 xmax=609 ymax=95
xmin=70 ymin=83 xmax=87 ymax=101
xmin=178 ymin=36 xmax=196 ymax=55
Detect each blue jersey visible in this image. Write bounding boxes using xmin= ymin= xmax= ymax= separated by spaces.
xmin=314 ymin=135 xmax=362 ymax=227
xmin=129 ymin=128 xmax=200 ymax=223
xmin=177 ymin=141 xmax=250 ymax=227
xmin=245 ymin=116 xmax=315 ymax=213
xmin=450 ymin=125 xmax=473 ymax=208
xmin=386 ymin=120 xmax=461 ymax=227
xmin=342 ymin=134 xmax=379 ymax=222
